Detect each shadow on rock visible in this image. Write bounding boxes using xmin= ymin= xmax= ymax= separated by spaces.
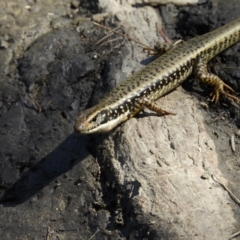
xmin=0 ymin=133 xmax=89 ymax=206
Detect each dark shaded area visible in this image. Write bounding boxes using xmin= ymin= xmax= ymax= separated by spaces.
xmin=0 ymin=20 xmax=126 ymax=191
xmin=0 ymin=17 xmax=126 ymax=239
xmin=0 ymin=133 xmax=88 ymax=206
xmin=80 ymin=0 xmax=100 ymax=14
xmin=1 ymin=27 xmax=95 ymax=189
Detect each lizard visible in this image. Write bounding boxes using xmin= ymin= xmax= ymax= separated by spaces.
xmin=75 ymin=17 xmax=240 ymax=134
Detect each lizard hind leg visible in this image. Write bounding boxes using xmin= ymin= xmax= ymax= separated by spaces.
xmin=195 ymin=58 xmax=240 ymax=103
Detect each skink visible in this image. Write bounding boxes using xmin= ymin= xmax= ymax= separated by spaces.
xmin=75 ymin=17 xmax=240 ymax=134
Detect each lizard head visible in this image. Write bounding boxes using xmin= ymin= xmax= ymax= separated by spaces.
xmin=74 ymin=106 xmax=123 ymax=134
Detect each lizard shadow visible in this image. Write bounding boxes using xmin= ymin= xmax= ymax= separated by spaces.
xmin=0 ymin=132 xmax=89 ymax=207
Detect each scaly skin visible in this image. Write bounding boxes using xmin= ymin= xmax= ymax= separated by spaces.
xmin=75 ymin=17 xmax=240 ymax=134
